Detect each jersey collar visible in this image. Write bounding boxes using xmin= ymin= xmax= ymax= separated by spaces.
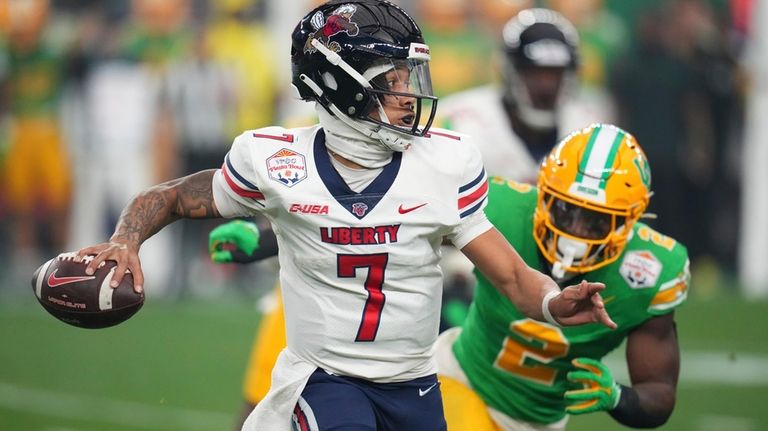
xmin=314 ymin=129 xmax=402 ymax=219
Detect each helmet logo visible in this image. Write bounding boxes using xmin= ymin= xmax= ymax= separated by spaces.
xmin=633 ymin=157 xmax=652 ymax=190
xmin=304 ymin=5 xmax=360 ymax=54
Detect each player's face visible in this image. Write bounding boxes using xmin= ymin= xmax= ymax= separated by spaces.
xmin=549 ymin=198 xmax=622 ymax=240
xmin=370 ymin=66 xmax=417 ymax=128
xmin=520 ymin=67 xmax=565 ymax=111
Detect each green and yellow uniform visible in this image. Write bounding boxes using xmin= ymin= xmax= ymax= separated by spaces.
xmin=452 ymin=178 xmax=689 ymax=425
xmin=3 ymin=42 xmax=71 ymax=212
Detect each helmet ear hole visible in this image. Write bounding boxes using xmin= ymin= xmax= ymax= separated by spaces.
xmin=322 ymin=72 xmax=338 ymax=90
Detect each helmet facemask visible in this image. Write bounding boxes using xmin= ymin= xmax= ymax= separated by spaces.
xmin=535 ymin=189 xmax=633 ymax=278
xmin=364 ymin=58 xmax=437 ymax=137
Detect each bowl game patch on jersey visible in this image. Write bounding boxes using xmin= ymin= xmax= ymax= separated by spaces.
xmin=267 ymin=148 xmax=307 ymax=187
xmin=619 ymin=250 xmax=662 ymax=289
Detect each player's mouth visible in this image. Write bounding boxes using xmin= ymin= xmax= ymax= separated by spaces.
xmin=399 ymin=113 xmax=415 ymax=126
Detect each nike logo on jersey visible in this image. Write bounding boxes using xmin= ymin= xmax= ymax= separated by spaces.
xmin=47 ymin=270 xmax=95 ymax=287
xmin=419 ymin=382 xmax=438 ymax=397
xmin=398 ymin=203 xmax=428 ymax=214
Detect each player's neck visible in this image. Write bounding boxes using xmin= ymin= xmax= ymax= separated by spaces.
xmin=329 ymin=150 xmax=366 ymax=170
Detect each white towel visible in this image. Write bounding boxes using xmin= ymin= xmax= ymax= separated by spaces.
xmin=241 ymin=348 xmax=317 ymax=431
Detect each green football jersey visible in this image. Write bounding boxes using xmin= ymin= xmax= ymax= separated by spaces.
xmin=453 ymin=178 xmax=690 ymax=424
xmin=9 ymin=44 xmax=64 ymax=118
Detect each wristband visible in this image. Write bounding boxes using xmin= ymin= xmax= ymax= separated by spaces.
xmin=542 ymin=289 xmax=561 ymax=327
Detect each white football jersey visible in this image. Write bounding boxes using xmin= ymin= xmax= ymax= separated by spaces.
xmin=438 ymin=84 xmax=615 ymax=183
xmin=438 ymin=85 xmax=539 ymax=182
xmin=212 ymin=125 xmax=492 ymax=382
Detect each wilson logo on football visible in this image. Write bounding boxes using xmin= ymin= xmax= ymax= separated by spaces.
xmin=289 ymin=204 xmax=329 ymax=215
xmin=47 ymin=270 xmax=95 ymax=287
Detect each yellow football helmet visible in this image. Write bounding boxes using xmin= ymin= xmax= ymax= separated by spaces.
xmin=533 ymin=124 xmax=651 ymax=277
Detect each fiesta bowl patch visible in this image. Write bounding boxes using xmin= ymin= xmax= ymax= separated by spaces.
xmin=267 ymin=149 xmax=307 ymax=187
xmin=619 ymin=250 xmax=663 ymax=289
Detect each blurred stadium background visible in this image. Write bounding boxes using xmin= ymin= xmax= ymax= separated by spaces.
xmin=0 ymin=0 xmax=766 ymax=430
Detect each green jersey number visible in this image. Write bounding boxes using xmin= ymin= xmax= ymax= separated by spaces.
xmin=494 ymin=318 xmax=569 ymax=385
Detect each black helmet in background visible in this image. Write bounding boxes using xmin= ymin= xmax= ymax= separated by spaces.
xmin=502 ymin=8 xmax=580 ymax=130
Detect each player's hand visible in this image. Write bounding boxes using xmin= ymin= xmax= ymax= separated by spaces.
xmin=209 ymin=220 xmax=261 ymax=264
xmin=548 ymin=280 xmax=617 ymax=329
xmin=564 ymin=357 xmax=622 ymax=415
xmin=77 ymin=240 xmax=144 ymax=293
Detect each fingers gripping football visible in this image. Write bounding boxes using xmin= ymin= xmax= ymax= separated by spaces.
xmin=549 ymin=281 xmax=617 ymax=329
xmin=78 ymin=242 xmax=144 ymax=293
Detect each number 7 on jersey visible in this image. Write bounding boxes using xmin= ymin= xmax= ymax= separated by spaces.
xmin=337 ymin=253 xmax=389 ymax=342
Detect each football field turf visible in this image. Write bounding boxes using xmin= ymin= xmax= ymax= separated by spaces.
xmin=1 ymin=293 xmax=766 ymax=430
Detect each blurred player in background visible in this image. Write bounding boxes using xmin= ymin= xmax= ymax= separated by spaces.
xmin=436 ymin=8 xmax=614 ymax=328
xmin=436 ymin=124 xmax=689 ymax=430
xmin=77 ymin=1 xmax=615 ymax=430
xmin=1 ymin=0 xmax=72 ymax=278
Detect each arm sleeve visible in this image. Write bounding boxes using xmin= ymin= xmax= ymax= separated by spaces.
xmin=447 ymin=211 xmax=493 ymax=249
xmin=212 ymin=132 xmax=267 ymax=218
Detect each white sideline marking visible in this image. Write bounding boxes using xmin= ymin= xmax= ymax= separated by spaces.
xmin=0 ymin=382 xmax=230 ymax=430
xmin=696 ymin=414 xmax=760 ymax=431
xmin=605 ymin=351 xmax=768 ymax=386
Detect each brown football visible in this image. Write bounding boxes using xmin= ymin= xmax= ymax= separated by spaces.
xmin=31 ymin=253 xmax=144 ymax=329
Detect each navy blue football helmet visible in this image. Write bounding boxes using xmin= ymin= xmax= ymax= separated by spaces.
xmin=291 ymin=0 xmax=437 ymax=144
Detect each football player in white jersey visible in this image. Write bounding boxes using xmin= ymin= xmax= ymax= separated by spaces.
xmin=438 ymin=8 xmax=613 ymax=184
xmin=437 ymin=8 xmax=616 ymax=329
xmin=77 ymin=2 xmax=615 ymax=430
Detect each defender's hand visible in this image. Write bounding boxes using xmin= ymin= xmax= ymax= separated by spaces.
xmin=548 ymin=280 xmax=617 ymax=329
xmin=208 ymin=220 xmax=261 ymax=263
xmin=564 ymin=358 xmax=622 ymax=415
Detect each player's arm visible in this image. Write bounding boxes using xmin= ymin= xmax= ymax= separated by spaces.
xmin=209 ymin=219 xmax=279 ymax=264
xmin=79 ymin=170 xmax=221 ymax=292
xmin=565 ymin=313 xmax=679 ymax=427
xmin=461 ymin=227 xmax=616 ymax=328
xmin=612 ymin=313 xmax=679 ymax=427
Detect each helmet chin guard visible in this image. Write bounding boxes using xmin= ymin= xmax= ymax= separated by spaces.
xmin=552 ymin=236 xmax=589 ymax=279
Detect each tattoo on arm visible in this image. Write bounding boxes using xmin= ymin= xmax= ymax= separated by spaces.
xmin=112 ymin=170 xmax=221 ymax=246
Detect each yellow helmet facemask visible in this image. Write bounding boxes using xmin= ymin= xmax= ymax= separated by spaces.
xmin=533 ymin=124 xmax=651 ymax=278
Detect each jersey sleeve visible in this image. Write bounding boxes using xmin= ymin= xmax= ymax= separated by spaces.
xmin=212 ymin=132 xmax=267 ymax=218
xmin=447 ymin=139 xmax=493 ymax=248
xmin=647 ymin=255 xmax=691 ymax=315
